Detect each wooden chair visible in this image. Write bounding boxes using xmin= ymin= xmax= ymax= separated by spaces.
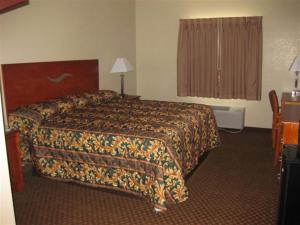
xmin=268 ymin=90 xmax=282 ymax=165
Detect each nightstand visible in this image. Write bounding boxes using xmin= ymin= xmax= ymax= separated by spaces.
xmin=5 ymin=129 xmax=24 ymax=192
xmin=120 ymin=94 xmax=141 ymax=100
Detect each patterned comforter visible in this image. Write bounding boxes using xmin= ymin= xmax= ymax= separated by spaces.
xmin=9 ymin=91 xmax=220 ymax=210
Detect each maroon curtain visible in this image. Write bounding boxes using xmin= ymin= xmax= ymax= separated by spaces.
xmin=177 ymin=18 xmax=219 ymax=97
xmin=177 ymin=16 xmax=262 ymax=100
xmin=220 ymin=17 xmax=262 ymax=100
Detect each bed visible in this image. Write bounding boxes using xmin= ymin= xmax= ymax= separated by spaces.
xmin=2 ymin=59 xmax=220 ymax=211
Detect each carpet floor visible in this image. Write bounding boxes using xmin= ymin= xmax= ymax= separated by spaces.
xmin=12 ymin=129 xmax=280 ymax=225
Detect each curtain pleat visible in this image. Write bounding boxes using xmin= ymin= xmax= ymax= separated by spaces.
xmin=245 ymin=17 xmax=262 ymax=100
xmin=177 ymin=19 xmax=219 ymax=97
xmin=220 ymin=17 xmax=262 ymax=100
xmin=177 ymin=16 xmax=262 ymax=100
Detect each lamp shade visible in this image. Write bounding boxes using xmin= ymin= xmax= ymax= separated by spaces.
xmin=289 ymin=56 xmax=300 ymax=72
xmin=110 ymin=58 xmax=133 ymax=73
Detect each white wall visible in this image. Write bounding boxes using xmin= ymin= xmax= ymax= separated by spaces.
xmin=136 ymin=0 xmax=300 ymax=128
xmin=0 ymin=0 xmax=136 ymax=95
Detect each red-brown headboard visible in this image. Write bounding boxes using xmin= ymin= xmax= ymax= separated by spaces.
xmin=2 ymin=59 xmax=99 ymax=112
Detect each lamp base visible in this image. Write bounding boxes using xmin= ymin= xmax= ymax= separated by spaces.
xmin=120 ymin=74 xmax=125 ymax=97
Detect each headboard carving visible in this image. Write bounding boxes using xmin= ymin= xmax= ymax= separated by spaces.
xmin=2 ymin=59 xmax=99 ymax=112
xmin=47 ymin=73 xmax=73 ymax=83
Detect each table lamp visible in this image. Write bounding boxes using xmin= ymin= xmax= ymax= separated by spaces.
xmin=289 ymin=55 xmax=300 ymax=96
xmin=110 ymin=58 xmax=133 ymax=97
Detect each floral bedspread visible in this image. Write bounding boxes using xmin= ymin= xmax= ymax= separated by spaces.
xmin=9 ymin=92 xmax=220 ymax=210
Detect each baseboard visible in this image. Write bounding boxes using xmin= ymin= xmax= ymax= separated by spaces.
xmin=218 ymin=127 xmax=271 ymax=134
xmin=243 ymin=127 xmax=271 ymax=132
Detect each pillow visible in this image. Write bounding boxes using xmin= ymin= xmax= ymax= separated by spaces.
xmin=98 ymin=90 xmax=119 ymax=99
xmin=26 ymin=101 xmax=58 ymax=120
xmin=9 ymin=98 xmax=63 ymax=123
xmin=49 ymin=98 xmax=74 ymax=113
xmin=64 ymin=94 xmax=89 ymax=108
xmin=84 ymin=90 xmax=119 ymax=105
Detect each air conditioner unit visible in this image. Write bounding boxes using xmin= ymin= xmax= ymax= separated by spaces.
xmin=210 ymin=106 xmax=245 ymax=130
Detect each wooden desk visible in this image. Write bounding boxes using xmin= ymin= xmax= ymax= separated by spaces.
xmin=281 ymin=92 xmax=300 ymax=145
xmin=281 ymin=92 xmax=300 ymax=107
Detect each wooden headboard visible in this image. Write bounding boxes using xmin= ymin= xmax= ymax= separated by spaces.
xmin=2 ymin=59 xmax=99 ymax=112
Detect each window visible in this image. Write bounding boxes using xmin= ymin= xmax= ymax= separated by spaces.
xmin=177 ymin=16 xmax=262 ymax=100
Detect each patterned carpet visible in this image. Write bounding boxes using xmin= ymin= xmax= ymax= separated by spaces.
xmin=12 ymin=129 xmax=280 ymax=225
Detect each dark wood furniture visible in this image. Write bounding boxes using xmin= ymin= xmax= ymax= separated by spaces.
xmin=5 ymin=129 xmax=24 ymax=192
xmin=281 ymin=92 xmax=300 ymax=145
xmin=0 ymin=0 xmax=28 ymax=13
xmin=278 ymin=145 xmax=300 ymax=225
xmin=2 ymin=60 xmax=99 ymax=113
xmin=120 ymin=94 xmax=140 ymax=100
xmin=270 ymin=92 xmax=300 ymax=166
xmin=281 ymin=92 xmax=300 ymax=107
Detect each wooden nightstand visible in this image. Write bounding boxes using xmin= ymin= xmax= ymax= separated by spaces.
xmin=120 ymin=95 xmax=141 ymax=100
xmin=5 ymin=129 xmax=24 ymax=192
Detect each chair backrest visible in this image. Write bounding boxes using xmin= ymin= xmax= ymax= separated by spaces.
xmin=269 ymin=90 xmax=280 ymax=118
